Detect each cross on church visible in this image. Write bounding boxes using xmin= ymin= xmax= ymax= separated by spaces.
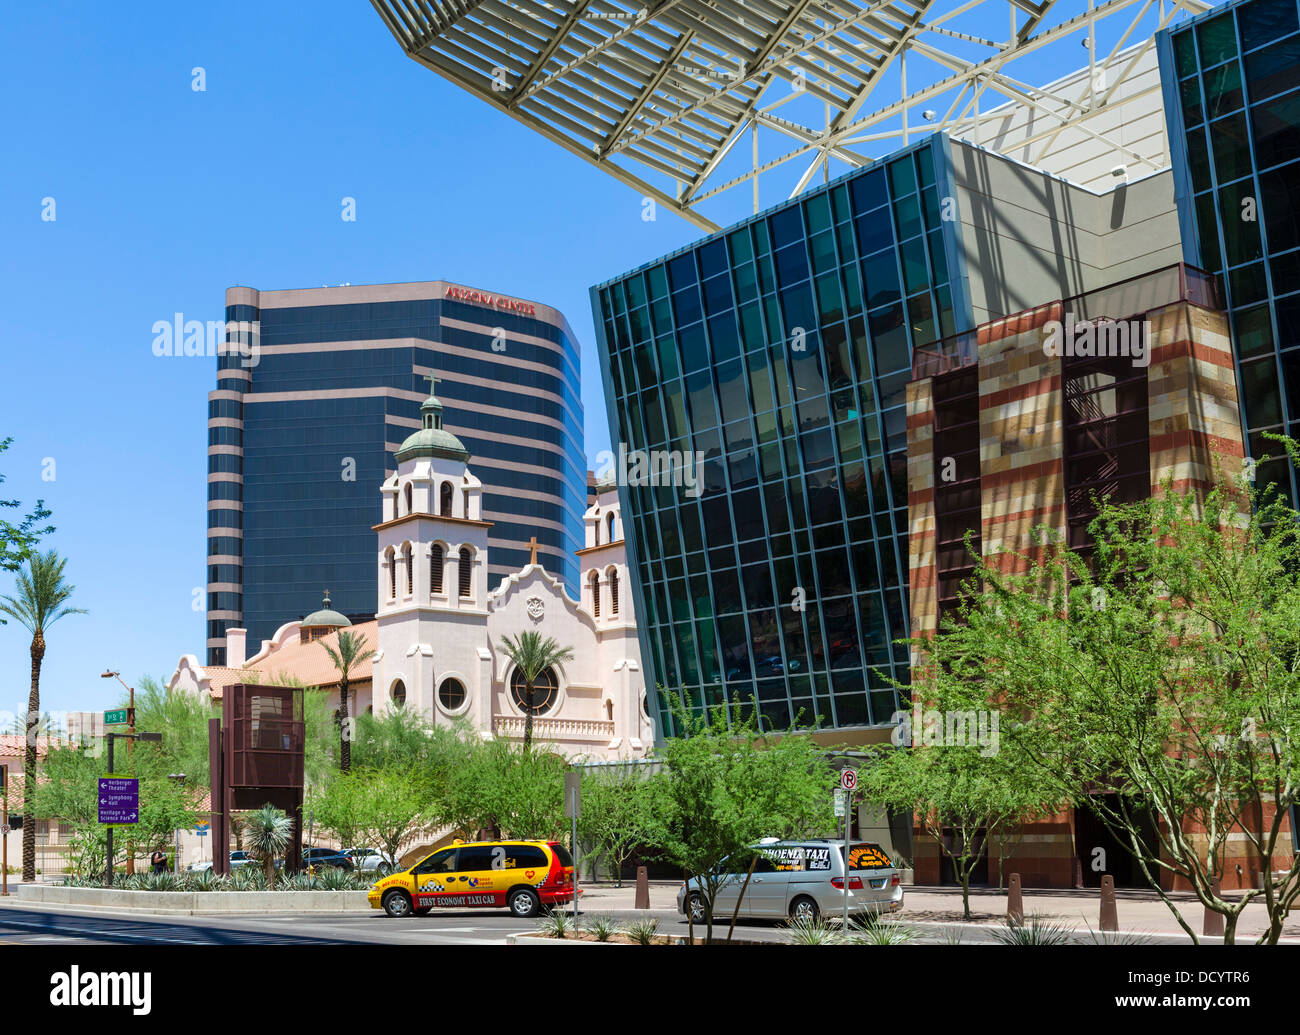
xmin=426 ymin=372 xmax=441 ymax=395
xmin=528 ymin=536 xmax=538 ymax=566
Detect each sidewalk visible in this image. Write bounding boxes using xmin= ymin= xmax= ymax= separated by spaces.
xmin=577 ymin=880 xmax=1300 ymax=940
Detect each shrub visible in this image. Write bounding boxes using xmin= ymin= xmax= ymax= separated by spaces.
xmin=586 ymin=915 xmax=618 ymax=942
xmin=536 ymin=908 xmax=575 ymax=939
xmin=785 ymin=917 xmax=842 ymax=945
xmin=625 ymin=918 xmax=659 ymax=946
xmin=989 ymin=915 xmax=1073 ymax=946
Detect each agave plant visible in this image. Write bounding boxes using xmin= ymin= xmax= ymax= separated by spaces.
xmin=1081 ymin=921 xmax=1153 ymax=946
xmin=989 ymin=915 xmax=1073 ymax=946
xmin=238 ymin=805 xmax=293 ymax=883
xmin=586 ymin=915 xmax=618 ymax=942
xmin=785 ymin=917 xmax=842 ymax=945
xmin=141 ymin=871 xmax=181 ymax=892
xmin=188 ymin=870 xmax=228 ymax=893
xmin=536 ymin=908 xmax=575 ymax=939
xmin=625 ymin=918 xmax=659 ymax=946
xmin=849 ymin=915 xmax=916 ymax=946
xmin=317 ymin=866 xmax=354 ymax=891
xmin=278 ymin=872 xmax=316 ymax=891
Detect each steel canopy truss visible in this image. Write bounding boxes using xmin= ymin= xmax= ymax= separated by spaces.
xmin=372 ymin=0 xmax=1211 ymax=231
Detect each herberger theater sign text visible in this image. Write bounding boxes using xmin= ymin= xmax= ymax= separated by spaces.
xmin=446 ymin=285 xmax=537 ymax=316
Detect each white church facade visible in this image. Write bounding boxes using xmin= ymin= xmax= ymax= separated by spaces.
xmin=171 ymin=379 xmax=652 ymax=762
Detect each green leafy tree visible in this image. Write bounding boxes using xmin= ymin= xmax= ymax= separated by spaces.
xmin=319 ymin=631 xmax=376 ymax=773
xmin=498 ymin=631 xmax=575 ymax=749
xmin=0 ymin=550 xmax=85 ymax=881
xmin=350 ymin=707 xmax=470 ymax=814
xmin=240 ymin=804 xmax=294 ymax=882
xmin=920 ymin=451 xmax=1300 ymax=944
xmin=0 ymin=437 xmax=53 ymax=572
xmin=124 ymin=676 xmax=219 ymax=787
xmin=859 ymin=736 xmax=1060 ymax=920
xmin=654 ymin=697 xmax=836 ymax=943
xmin=578 ymin=766 xmax=664 ymax=885
xmin=440 ymin=737 xmax=566 ymax=840
xmin=310 ymin=767 xmax=430 ymax=868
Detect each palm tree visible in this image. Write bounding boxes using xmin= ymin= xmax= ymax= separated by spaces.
xmin=320 ymin=630 xmax=375 ymax=773
xmin=239 ymin=804 xmax=293 ymax=883
xmin=0 ymin=550 xmax=85 ymax=882
xmin=498 ymin=631 xmax=575 ymax=750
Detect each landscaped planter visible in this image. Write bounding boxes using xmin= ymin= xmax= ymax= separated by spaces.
xmin=14 ymin=884 xmax=369 ymax=915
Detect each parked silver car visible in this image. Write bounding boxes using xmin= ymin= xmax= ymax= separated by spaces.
xmin=344 ymin=848 xmax=395 ymax=875
xmin=676 ymin=840 xmax=903 ymax=923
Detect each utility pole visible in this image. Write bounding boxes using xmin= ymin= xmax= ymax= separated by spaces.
xmin=1 ymin=763 xmax=8 ymax=896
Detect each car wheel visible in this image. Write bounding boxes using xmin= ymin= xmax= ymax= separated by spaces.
xmin=688 ymin=893 xmax=708 ymax=924
xmin=509 ymin=887 xmax=541 ymax=918
xmin=382 ymin=890 xmax=413 ymax=918
xmin=790 ymin=896 xmax=819 ymax=923
xmin=377 ymin=863 xmax=392 ymax=877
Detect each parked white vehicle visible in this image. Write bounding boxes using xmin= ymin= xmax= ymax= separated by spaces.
xmin=344 ymin=848 xmax=395 ymax=874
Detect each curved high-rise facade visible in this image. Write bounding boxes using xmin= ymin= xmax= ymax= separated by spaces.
xmin=205 ymin=280 xmax=585 ymax=666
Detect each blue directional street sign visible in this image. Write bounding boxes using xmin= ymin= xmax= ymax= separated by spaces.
xmin=98 ymin=776 xmax=139 ymax=825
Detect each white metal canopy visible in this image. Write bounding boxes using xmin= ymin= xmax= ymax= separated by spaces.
xmin=371 ymin=0 xmax=1212 ymax=231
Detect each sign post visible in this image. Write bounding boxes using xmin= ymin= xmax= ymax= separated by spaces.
xmin=1 ymin=763 xmax=8 ymax=897
xmin=99 ymin=733 xmax=141 ymax=888
xmin=564 ymin=770 xmax=581 ymax=924
xmin=840 ymin=767 xmax=858 ymax=931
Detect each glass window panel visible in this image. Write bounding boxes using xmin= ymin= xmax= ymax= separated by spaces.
xmin=647 ymin=265 xmax=669 ymax=298
xmin=888 ymin=156 xmax=917 ymax=196
xmin=656 ymin=334 xmax=680 ymax=380
xmin=1195 ymin=191 xmax=1223 ymax=271
xmin=927 ymin=229 xmax=949 ymax=285
xmin=703 ymin=274 xmax=733 ymax=316
xmin=1262 ymin=165 xmax=1300 ymax=254
xmin=668 ymin=254 xmax=696 ymax=291
xmin=1241 ymin=355 xmax=1283 ymax=428
xmin=708 ymin=314 xmax=741 ymax=362
xmin=1252 ymin=93 xmax=1300 ymax=170
xmin=1245 ymin=35 xmax=1300 ymax=102
xmin=1203 ymin=60 xmax=1243 ymax=119
xmin=831 ymin=184 xmax=852 ymax=223
xmin=869 ymin=305 xmax=909 ymax=373
xmin=1234 ymin=303 xmax=1276 ymax=358
xmin=727 ymin=227 xmax=754 ymax=264
xmin=862 ymin=252 xmax=902 ymax=309
xmin=698 ymin=238 xmax=727 ymax=279
xmin=1241 ymin=0 xmax=1299 ymax=52
xmin=1210 ymin=112 xmax=1253 ymax=183
xmin=804 ymin=192 xmax=833 ymax=234
xmin=1229 ymin=261 xmax=1269 ymax=306
xmin=734 ymin=262 xmax=759 ymax=302
xmin=1185 ymin=128 xmax=1213 ymax=193
xmin=769 ymin=206 xmax=805 ymax=249
xmin=1174 ymin=28 xmax=1198 ymax=79
xmin=1197 ymin=12 xmax=1238 ymax=68
xmin=1181 ymin=76 xmax=1204 ymax=127
xmin=815 ymin=274 xmax=844 ymax=324
xmin=775 ymin=243 xmax=810 ymax=286
xmin=810 ymin=231 xmax=838 ymax=275
xmin=1219 ymin=180 xmax=1264 ymax=265
xmin=855 ymin=214 xmax=894 ymax=257
xmin=672 ymin=287 xmax=702 ymax=326
xmin=900 ymin=236 xmax=930 ymax=295
xmin=680 ymin=322 xmax=709 ymax=372
xmin=893 ymin=194 xmax=923 ymax=240
xmin=779 ymin=283 xmax=817 ymax=337
xmin=716 ymin=358 xmax=750 ymax=424
xmin=917 ymin=145 xmax=936 ymax=187
xmin=849 ymin=167 xmax=888 ymax=214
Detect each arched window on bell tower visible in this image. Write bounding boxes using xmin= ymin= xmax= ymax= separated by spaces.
xmin=402 ymin=542 xmax=413 ymax=596
xmin=589 ymin=570 xmax=600 ymax=617
xmin=441 ymin=481 xmax=454 ymax=517
xmin=609 ymin=567 xmax=619 ymax=615
xmin=430 ymin=543 xmax=444 ymax=594
xmin=385 ymin=546 xmax=396 ymax=600
xmin=403 ymin=482 xmax=413 ymax=515
xmin=458 ymin=546 xmax=473 ymax=598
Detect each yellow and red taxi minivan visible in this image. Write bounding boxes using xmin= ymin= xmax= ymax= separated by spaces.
xmin=368 ymin=839 xmax=575 ymax=918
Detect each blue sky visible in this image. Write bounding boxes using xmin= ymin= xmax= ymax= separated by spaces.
xmin=0 ymin=1 xmax=716 ymax=714
xmin=0 ymin=1 xmax=1191 ymax=714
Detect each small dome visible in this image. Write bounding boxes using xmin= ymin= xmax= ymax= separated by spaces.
xmin=396 ymin=379 xmax=470 ymax=463
xmin=302 ymin=592 xmax=351 ymax=630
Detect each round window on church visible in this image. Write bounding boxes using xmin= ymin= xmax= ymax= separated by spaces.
xmin=391 ymin=679 xmax=407 ymax=706
xmin=510 ymin=666 xmax=558 ymax=716
xmin=438 ymin=677 xmax=467 ymax=713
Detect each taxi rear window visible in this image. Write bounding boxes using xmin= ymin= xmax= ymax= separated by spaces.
xmin=550 ymin=844 xmax=574 ymax=867
xmin=846 ymin=843 xmax=893 ymax=870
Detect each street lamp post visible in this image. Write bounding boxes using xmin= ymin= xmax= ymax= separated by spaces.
xmin=102 ymin=670 xmax=137 ymax=874
xmin=167 ymin=773 xmax=186 ymax=873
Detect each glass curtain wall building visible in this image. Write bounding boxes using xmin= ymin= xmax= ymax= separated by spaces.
xmin=207 ymin=282 xmax=585 ymax=665
xmin=1159 ymin=0 xmax=1300 ymax=501
xmin=593 ymin=138 xmax=968 ymax=738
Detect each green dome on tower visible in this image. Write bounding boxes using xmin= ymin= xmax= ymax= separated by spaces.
xmin=302 ymin=591 xmax=351 ymax=630
xmin=396 ymin=373 xmax=470 ymax=464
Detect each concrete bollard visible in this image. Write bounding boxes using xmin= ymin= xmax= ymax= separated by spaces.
xmin=635 ymin=865 xmax=650 ymax=910
xmin=1006 ymin=872 xmax=1024 ymax=926
xmin=1203 ymin=877 xmax=1224 ymax=938
xmin=1100 ymin=875 xmax=1118 ymax=932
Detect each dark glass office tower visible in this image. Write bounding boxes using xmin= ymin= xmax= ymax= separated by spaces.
xmin=1159 ymin=0 xmax=1300 ymax=499
xmin=207 ymin=281 xmax=585 ymax=666
xmin=593 ymin=137 xmax=970 ymax=738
